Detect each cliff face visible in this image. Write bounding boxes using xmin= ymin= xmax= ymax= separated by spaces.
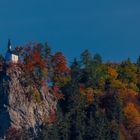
xmin=0 ymin=65 xmax=57 ymax=138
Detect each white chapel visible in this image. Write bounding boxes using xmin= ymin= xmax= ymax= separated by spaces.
xmin=5 ymin=40 xmax=19 ymax=63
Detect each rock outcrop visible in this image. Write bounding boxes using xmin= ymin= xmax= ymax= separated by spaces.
xmin=0 ymin=64 xmax=57 ymax=139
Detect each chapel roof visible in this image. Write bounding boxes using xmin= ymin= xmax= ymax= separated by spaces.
xmin=7 ymin=40 xmax=18 ymax=55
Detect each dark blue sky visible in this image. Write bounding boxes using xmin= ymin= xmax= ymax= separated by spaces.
xmin=0 ymin=0 xmax=140 ymax=62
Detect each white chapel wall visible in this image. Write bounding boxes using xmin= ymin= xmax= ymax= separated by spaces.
xmin=11 ymin=54 xmax=18 ymax=63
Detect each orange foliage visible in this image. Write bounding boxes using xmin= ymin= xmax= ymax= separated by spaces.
xmin=79 ymin=84 xmax=85 ymax=95
xmin=123 ymin=102 xmax=140 ymax=139
xmin=85 ymin=87 xmax=94 ymax=104
xmin=118 ymin=89 xmax=137 ymax=104
xmin=108 ymin=67 xmax=118 ymax=79
xmin=80 ymin=86 xmax=94 ymax=104
xmin=124 ymin=103 xmax=140 ymax=125
xmin=52 ymin=52 xmax=70 ymax=84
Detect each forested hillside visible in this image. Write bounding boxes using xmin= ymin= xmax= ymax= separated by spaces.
xmin=0 ymin=43 xmax=140 ymax=140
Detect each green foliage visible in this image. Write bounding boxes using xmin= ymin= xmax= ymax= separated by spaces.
xmin=118 ymin=60 xmax=137 ymax=84
xmin=137 ymin=56 xmax=140 ymax=67
xmin=80 ymin=49 xmax=92 ymax=68
xmin=129 ymin=82 xmax=139 ymax=92
xmin=4 ymin=43 xmax=140 ymax=140
xmin=29 ymin=87 xmax=41 ymax=102
xmin=37 ymin=49 xmax=140 ymax=140
xmin=93 ymin=53 xmax=102 ymax=65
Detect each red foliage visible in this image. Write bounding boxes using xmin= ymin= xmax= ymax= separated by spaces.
xmin=15 ymin=46 xmax=23 ymax=53
xmin=41 ymin=80 xmax=46 ymax=86
xmin=54 ymin=92 xmax=64 ymax=100
xmin=120 ymin=124 xmax=133 ymax=140
xmin=5 ymin=127 xmax=22 ymax=140
xmin=24 ymin=45 xmax=46 ymax=72
xmin=24 ymin=46 xmax=31 ymax=52
xmin=52 ymin=52 xmax=69 ymax=73
xmin=48 ymin=107 xmax=57 ymax=124
xmin=79 ymin=84 xmax=85 ymax=91
xmin=53 ymin=85 xmax=64 ymax=100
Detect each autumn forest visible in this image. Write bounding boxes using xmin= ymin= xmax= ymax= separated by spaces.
xmin=1 ymin=43 xmax=140 ymax=140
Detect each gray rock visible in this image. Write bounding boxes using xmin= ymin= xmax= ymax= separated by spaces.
xmin=0 ymin=65 xmax=57 ymax=139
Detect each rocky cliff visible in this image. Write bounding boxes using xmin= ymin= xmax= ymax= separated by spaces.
xmin=0 ymin=64 xmax=57 ymax=139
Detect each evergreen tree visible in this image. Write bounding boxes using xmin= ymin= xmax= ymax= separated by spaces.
xmin=137 ymin=56 xmax=140 ymax=67
xmin=93 ymin=53 xmax=102 ymax=65
xmin=80 ymin=50 xmax=92 ymax=68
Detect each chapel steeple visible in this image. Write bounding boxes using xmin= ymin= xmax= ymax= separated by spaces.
xmin=8 ymin=39 xmax=12 ymax=51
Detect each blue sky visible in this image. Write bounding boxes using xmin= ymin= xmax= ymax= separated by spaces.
xmin=0 ymin=0 xmax=140 ymax=62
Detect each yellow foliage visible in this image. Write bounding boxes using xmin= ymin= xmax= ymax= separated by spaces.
xmin=98 ymin=77 xmax=106 ymax=89
xmin=80 ymin=87 xmax=94 ymax=104
xmin=53 ymin=75 xmax=71 ymax=86
xmin=30 ymin=87 xmax=41 ymax=102
xmin=110 ymin=80 xmax=126 ymax=89
xmin=129 ymin=83 xmax=139 ymax=92
xmin=42 ymin=68 xmax=48 ymax=79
